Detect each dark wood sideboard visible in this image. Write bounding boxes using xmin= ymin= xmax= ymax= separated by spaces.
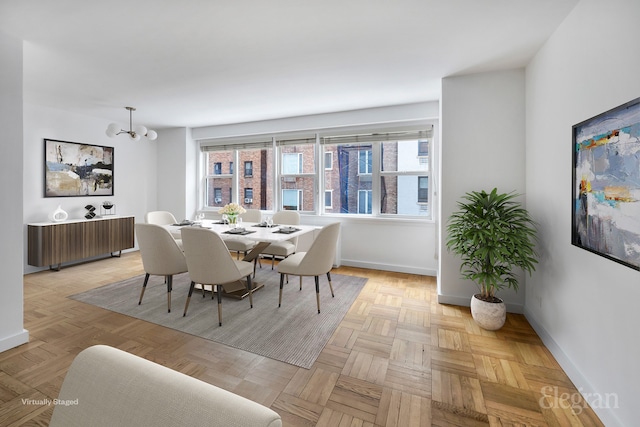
xmin=28 ymin=215 xmax=135 ymax=270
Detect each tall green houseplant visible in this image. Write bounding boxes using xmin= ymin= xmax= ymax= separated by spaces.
xmin=446 ymin=188 xmax=538 ymax=302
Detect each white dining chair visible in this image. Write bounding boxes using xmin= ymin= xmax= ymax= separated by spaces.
xmin=276 ymin=222 xmax=340 ymax=313
xmin=135 ymin=223 xmax=188 ymax=313
xmin=222 ymin=208 xmax=262 ymax=260
xmin=261 ymin=210 xmax=300 ymax=269
xmin=144 ymin=211 xmax=178 ymax=225
xmin=181 ymin=227 xmax=255 ymax=326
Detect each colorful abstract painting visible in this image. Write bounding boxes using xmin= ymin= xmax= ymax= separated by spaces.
xmin=44 ymin=139 xmax=114 ymax=197
xmin=572 ymin=97 xmax=640 ymax=270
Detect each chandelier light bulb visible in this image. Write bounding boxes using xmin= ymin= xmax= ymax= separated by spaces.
xmin=105 ymin=107 xmax=157 ymax=141
xmin=134 ymin=125 xmax=148 ymax=136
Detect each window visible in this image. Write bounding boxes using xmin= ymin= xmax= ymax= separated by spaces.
xmin=324 ymin=151 xmax=333 ymax=170
xmin=380 ymin=138 xmax=430 ymax=216
xmin=322 ymin=143 xmax=372 ymax=214
xmin=200 ymin=127 xmax=433 ymax=218
xmin=282 ymin=189 xmax=302 ymax=210
xmin=244 ymin=188 xmax=253 ymax=204
xmin=418 ymin=176 xmax=428 ymax=203
xmin=325 ymin=190 xmax=333 ymax=209
xmin=201 ymin=142 xmax=273 ymax=210
xmin=244 ymin=161 xmax=253 ymax=177
xmin=358 ymin=190 xmax=372 ymax=214
xmin=418 ymin=140 xmax=429 ymax=157
xmin=282 ymin=153 xmax=303 ymax=174
xmin=322 ymin=128 xmax=432 ymax=217
xmin=358 ymin=149 xmax=372 ymax=174
xmin=278 ymin=137 xmax=316 ymax=212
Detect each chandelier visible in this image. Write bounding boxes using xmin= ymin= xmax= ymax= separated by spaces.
xmin=106 ymin=106 xmax=158 ymax=141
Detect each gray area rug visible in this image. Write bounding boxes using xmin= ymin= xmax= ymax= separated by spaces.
xmin=70 ymin=269 xmax=367 ymax=369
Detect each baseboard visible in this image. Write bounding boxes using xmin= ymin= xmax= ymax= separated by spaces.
xmin=437 ymin=293 xmax=524 ymax=314
xmin=339 ymin=259 xmax=436 ymax=276
xmin=524 ymin=308 xmax=622 ymax=427
xmin=0 ymin=329 xmax=29 ymax=353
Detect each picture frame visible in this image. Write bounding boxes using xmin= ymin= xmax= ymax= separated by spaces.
xmin=572 ymin=97 xmax=640 ymax=270
xmin=44 ymin=139 xmax=114 ymax=197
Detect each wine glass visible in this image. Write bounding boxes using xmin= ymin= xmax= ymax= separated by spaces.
xmin=266 ymin=216 xmax=273 ymax=228
xmin=222 ymin=214 xmax=228 ymax=224
xmin=237 ymin=217 xmax=243 ymax=230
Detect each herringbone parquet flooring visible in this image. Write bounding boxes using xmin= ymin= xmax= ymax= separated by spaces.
xmin=0 ymin=252 xmax=603 ymax=426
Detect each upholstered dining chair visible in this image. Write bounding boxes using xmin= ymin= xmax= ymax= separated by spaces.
xmin=276 ymin=222 xmax=340 ymax=313
xmin=261 ymin=210 xmax=300 ymax=269
xmin=144 ymin=211 xmax=178 ymax=225
xmin=222 ymin=208 xmax=262 ymax=260
xmin=181 ymin=227 xmax=255 ymax=326
xmin=135 ymin=223 xmax=188 ymax=313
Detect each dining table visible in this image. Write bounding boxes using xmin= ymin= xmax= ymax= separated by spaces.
xmin=165 ymin=220 xmax=318 ymax=299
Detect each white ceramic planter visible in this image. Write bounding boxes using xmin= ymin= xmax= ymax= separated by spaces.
xmin=470 ymin=294 xmax=506 ymax=330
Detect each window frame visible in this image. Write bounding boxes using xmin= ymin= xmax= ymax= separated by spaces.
xmin=198 ymin=125 xmax=435 ymax=220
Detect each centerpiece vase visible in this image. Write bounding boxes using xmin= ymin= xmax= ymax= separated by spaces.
xmin=227 ymin=214 xmax=238 ymax=225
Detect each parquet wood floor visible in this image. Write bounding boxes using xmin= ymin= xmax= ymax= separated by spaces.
xmin=1 ymin=252 xmax=603 ymax=426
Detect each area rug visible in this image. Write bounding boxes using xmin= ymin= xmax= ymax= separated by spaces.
xmin=70 ymin=270 xmax=367 ymax=369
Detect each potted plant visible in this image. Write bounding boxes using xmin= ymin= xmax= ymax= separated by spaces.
xmin=445 ymin=188 xmax=538 ymax=330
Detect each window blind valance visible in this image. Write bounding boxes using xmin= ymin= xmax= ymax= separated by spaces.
xmin=201 ymin=139 xmax=274 ymax=152
xmin=321 ymin=127 xmax=433 ymax=145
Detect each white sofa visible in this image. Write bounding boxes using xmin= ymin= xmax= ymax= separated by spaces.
xmin=49 ymin=345 xmax=282 ymax=427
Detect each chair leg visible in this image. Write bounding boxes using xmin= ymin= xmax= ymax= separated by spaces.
xmin=299 ymin=276 xmax=302 ymax=290
xmin=271 ymin=256 xmax=275 ymax=269
xmin=216 ymin=285 xmax=223 ymax=326
xmin=138 ymin=273 xmax=150 ymax=305
xmin=246 ymin=275 xmax=254 ymax=309
xmin=315 ymin=275 xmax=320 ymax=314
xmin=327 ymin=272 xmax=335 ymax=297
xmin=184 ymin=281 xmax=196 ymax=316
xmin=278 ymin=273 xmax=285 ymax=307
xmin=166 ymin=275 xmax=173 ymax=313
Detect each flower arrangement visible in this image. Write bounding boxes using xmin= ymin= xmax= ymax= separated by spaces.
xmin=218 ymin=202 xmax=246 ymax=216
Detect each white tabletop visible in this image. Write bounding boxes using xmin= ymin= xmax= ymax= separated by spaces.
xmin=166 ymin=221 xmax=317 ymax=243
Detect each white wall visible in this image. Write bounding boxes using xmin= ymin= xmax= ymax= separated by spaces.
xmin=525 ymin=1 xmax=640 ymax=425
xmin=0 ymin=31 xmax=29 ymax=352
xmin=439 ymin=69 xmax=527 ymax=311
xmin=23 ymin=104 xmax=159 ymax=273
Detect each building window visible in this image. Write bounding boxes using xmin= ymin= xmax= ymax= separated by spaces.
xmin=325 ymin=190 xmax=333 ymax=209
xmin=282 ymin=152 xmax=303 ymax=174
xmin=244 ymin=161 xmax=253 ymax=177
xmin=418 ymin=176 xmax=428 ymax=203
xmin=214 ymin=188 xmax=222 ymax=204
xmin=358 ymin=190 xmax=372 ymax=214
xmin=324 ymin=151 xmax=333 ymax=170
xmin=213 ymin=162 xmax=222 ymax=175
xmin=358 ymin=149 xmax=372 ymax=174
xmin=229 ymin=161 xmax=234 ymax=174
xmin=244 ymin=188 xmax=253 ymax=204
xmin=282 ymin=189 xmax=302 ymax=210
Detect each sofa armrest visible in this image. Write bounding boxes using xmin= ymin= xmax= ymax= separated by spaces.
xmin=49 ymin=345 xmax=282 ymax=427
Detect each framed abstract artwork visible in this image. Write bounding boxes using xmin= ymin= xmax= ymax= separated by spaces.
xmin=44 ymin=139 xmax=114 ymax=197
xmin=572 ymin=97 xmax=640 ymax=270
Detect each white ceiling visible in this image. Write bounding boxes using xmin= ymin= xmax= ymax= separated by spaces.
xmin=0 ymin=0 xmax=578 ymax=130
